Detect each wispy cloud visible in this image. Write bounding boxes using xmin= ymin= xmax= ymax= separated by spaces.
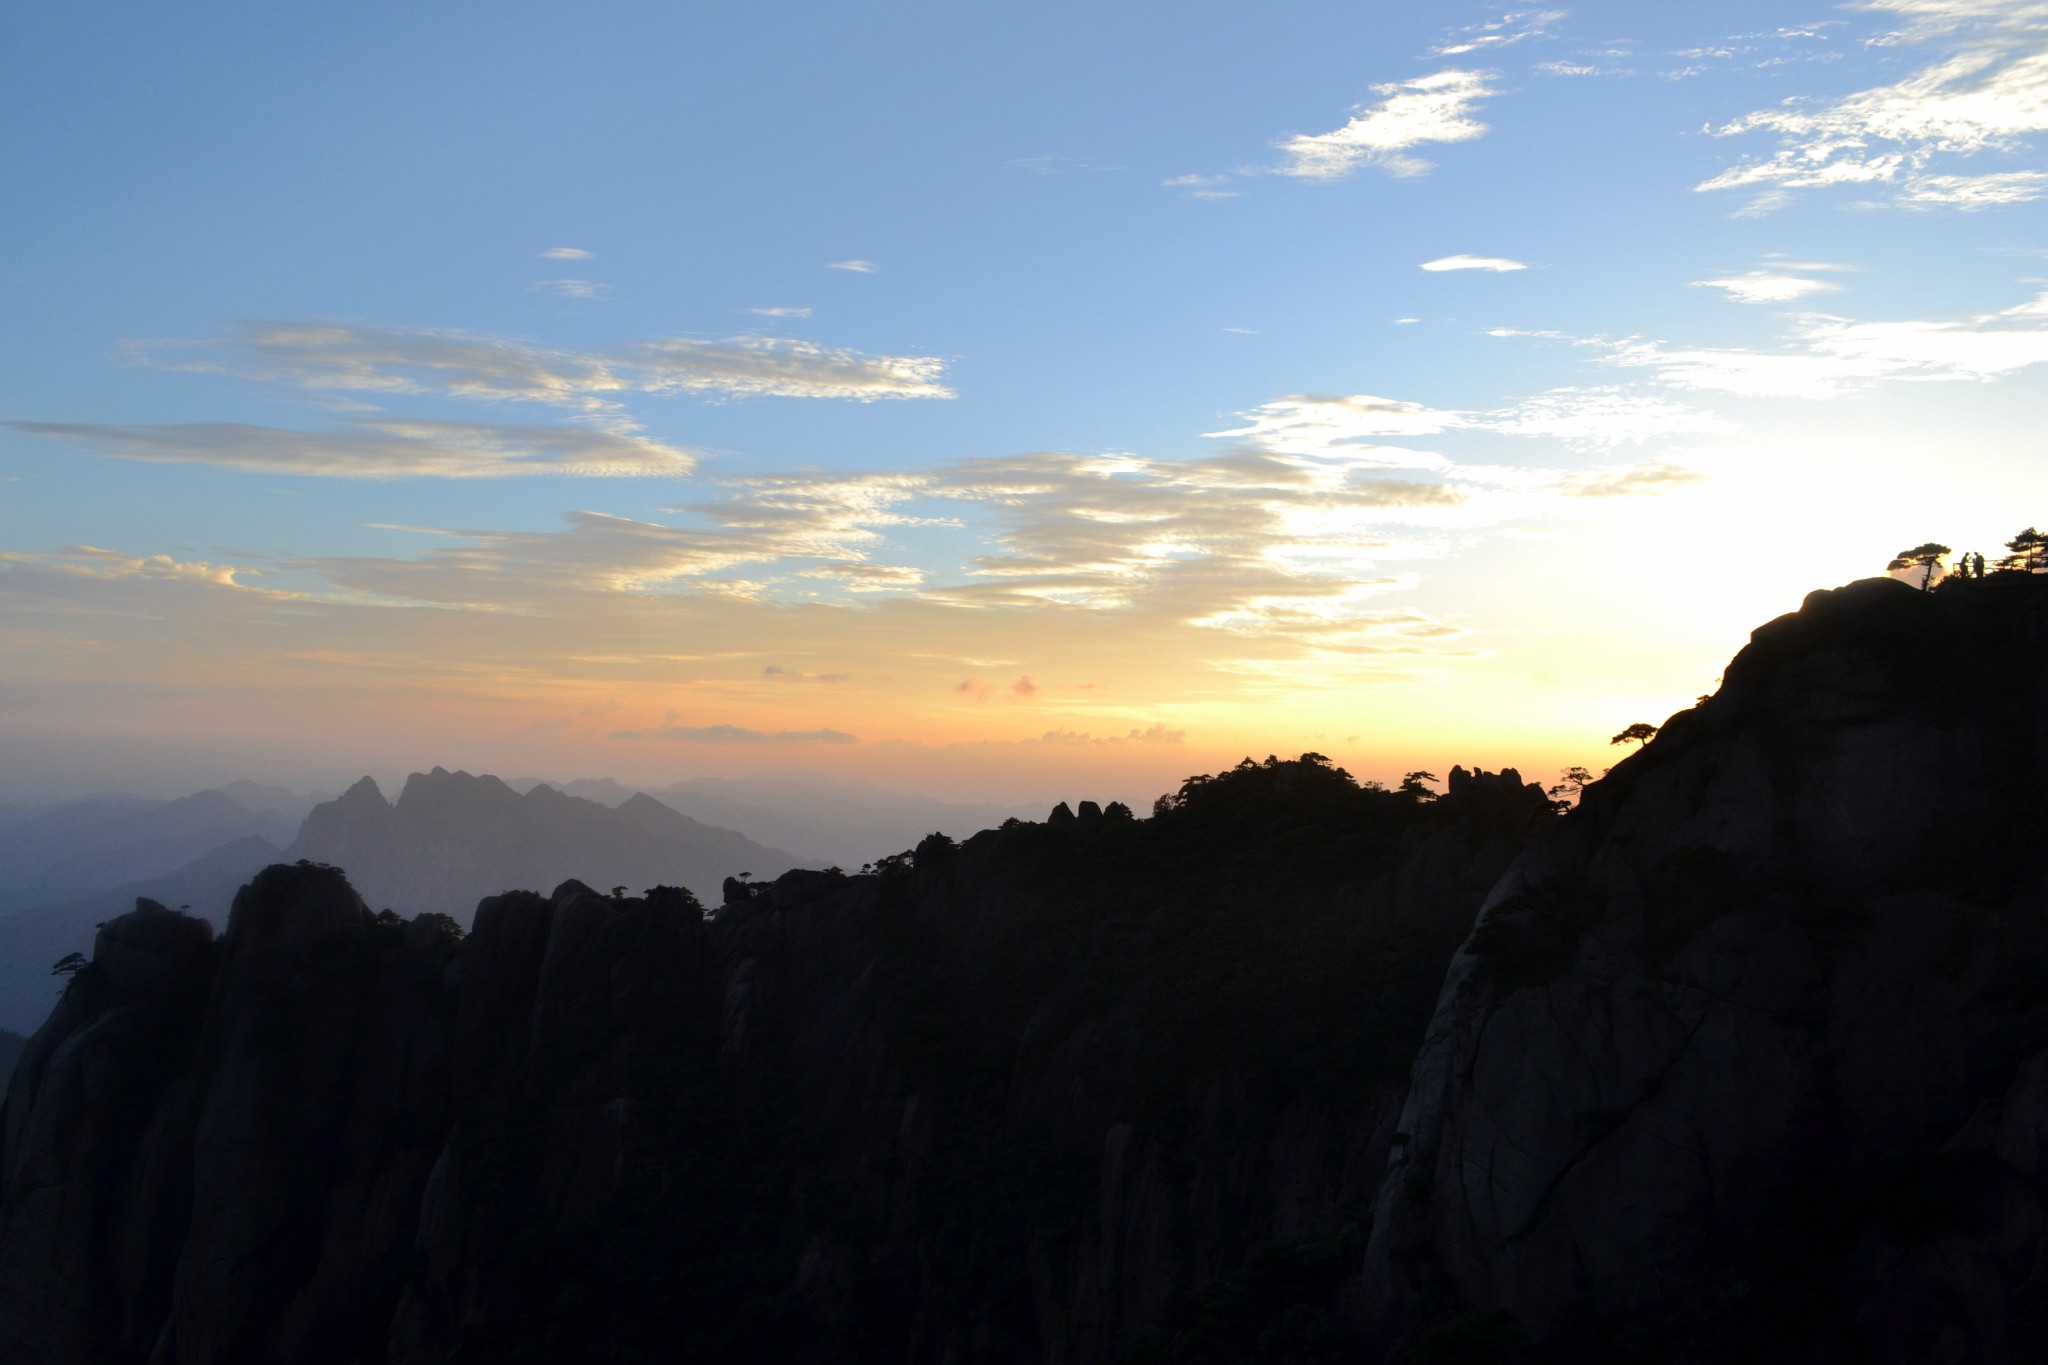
xmin=130 ymin=321 xmax=952 ymax=407
xmin=1900 ymin=169 xmax=2048 ymax=204
xmin=610 ymin=722 xmax=858 ymax=744
xmin=1007 ymin=154 xmax=1118 ymax=175
xmin=1165 ymin=172 xmax=1241 ymax=198
xmin=5 ymin=419 xmax=698 ymax=479
xmin=1206 ymin=395 xmax=1460 ymax=461
xmin=1434 ymin=9 xmax=1567 ymax=56
xmin=1698 ymin=0 xmax=2048 ymax=206
xmin=529 ymin=279 xmax=611 ymax=299
xmin=747 ymin=306 xmax=812 ymax=318
xmin=1597 ymin=287 xmax=2048 ymax=397
xmin=1420 ymin=254 xmax=1528 ymax=272
xmin=827 ymin=260 xmax=877 ymax=273
xmin=627 ymin=337 xmax=952 ymax=400
xmin=539 ymin=247 xmax=594 ymax=260
xmin=1562 ymin=460 xmax=1708 ymax=498
xmin=1477 ymin=387 xmax=1732 ymax=447
xmin=1275 ymin=70 xmax=1500 ymax=179
xmin=1691 ymin=268 xmax=1847 ymax=303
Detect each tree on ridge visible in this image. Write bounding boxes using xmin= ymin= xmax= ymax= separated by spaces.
xmin=1888 ymin=542 xmax=1951 ymax=592
xmin=1610 ymin=723 xmax=1657 ymax=750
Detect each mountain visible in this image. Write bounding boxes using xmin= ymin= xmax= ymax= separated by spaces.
xmin=0 ymin=783 xmax=310 ymax=913
xmin=509 ymin=770 xmax=1038 ymax=870
xmin=11 ymin=575 xmax=2048 ymax=1361
xmin=286 ymin=767 xmax=808 ymax=919
xmin=1356 ymin=573 xmax=2048 ymax=1359
xmin=0 ymin=761 xmax=1546 ymax=1363
xmin=0 ymin=834 xmax=281 ymax=1035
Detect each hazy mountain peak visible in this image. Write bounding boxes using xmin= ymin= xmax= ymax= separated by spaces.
xmin=336 ymin=775 xmax=389 ymax=809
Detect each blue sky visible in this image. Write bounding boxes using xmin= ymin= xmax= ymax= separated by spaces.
xmin=3 ymin=1 xmax=2046 ymax=801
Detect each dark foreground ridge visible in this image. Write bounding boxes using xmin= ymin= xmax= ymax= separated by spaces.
xmin=6 ymin=574 xmax=2048 ymax=1363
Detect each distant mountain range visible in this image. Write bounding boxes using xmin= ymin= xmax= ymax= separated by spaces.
xmin=507 ymin=770 xmax=1037 ymax=869
xmin=286 ymin=767 xmax=806 ymax=919
xmin=0 ymin=767 xmax=962 ymax=1033
xmin=0 ymin=780 xmax=313 ymax=911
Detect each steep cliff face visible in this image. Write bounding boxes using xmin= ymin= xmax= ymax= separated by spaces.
xmin=1361 ymin=575 xmax=2048 ymax=1361
xmin=0 ymin=761 xmax=1547 ymax=1363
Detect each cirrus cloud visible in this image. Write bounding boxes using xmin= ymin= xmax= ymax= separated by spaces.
xmin=5 ymin=419 xmax=698 ymax=479
xmin=1275 ymin=69 xmax=1500 ymax=179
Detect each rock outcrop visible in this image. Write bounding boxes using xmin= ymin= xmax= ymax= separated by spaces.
xmin=1360 ymin=575 xmax=2048 ymax=1361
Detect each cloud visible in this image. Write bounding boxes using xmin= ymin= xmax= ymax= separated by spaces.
xmin=1008 ymin=154 xmax=1118 ymax=174
xmin=628 ymin=337 xmax=953 ymax=400
xmin=800 ymin=562 xmax=926 ymax=592
xmin=0 ymin=545 xmax=261 ymax=590
xmin=1420 ymin=254 xmax=1528 ymax=272
xmin=1165 ymin=172 xmax=1240 ymax=198
xmin=539 ymin=247 xmax=594 ymax=260
xmin=5 ymin=419 xmax=698 ymax=479
xmin=130 ymin=321 xmax=951 ymax=407
xmin=610 ymin=723 xmax=858 ymax=744
xmin=1901 ymin=169 xmax=2048 ymax=204
xmin=1691 ymin=270 xmax=1846 ymax=303
xmin=1010 ymin=675 xmax=1039 ymax=697
xmin=1598 ymin=288 xmax=2048 ymax=396
xmin=827 ymin=260 xmax=876 ymax=273
xmin=1477 ymin=388 xmax=1732 ymax=447
xmin=1536 ymin=60 xmax=1601 ymax=76
xmin=762 ymin=664 xmax=849 ymax=684
xmin=1275 ymin=69 xmax=1500 ymax=179
xmin=1033 ymin=724 xmax=1187 ymax=746
xmin=956 ymin=677 xmax=995 ymax=700
xmin=1697 ymin=1 xmax=2048 ymax=206
xmin=529 ymin=279 xmax=610 ymax=299
xmin=1561 ymin=460 xmax=1708 ymax=498
xmin=1434 ymin=9 xmax=1567 ymax=56
xmin=748 ymin=306 xmax=812 ymax=318
xmin=1206 ymin=394 xmax=1460 ymax=461
xmin=1209 ymin=389 xmax=1723 ymax=456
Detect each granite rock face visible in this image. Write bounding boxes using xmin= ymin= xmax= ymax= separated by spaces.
xmin=1360 ymin=575 xmax=2048 ymax=1360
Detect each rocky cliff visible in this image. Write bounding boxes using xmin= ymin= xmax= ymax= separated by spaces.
xmin=1360 ymin=574 xmax=2048 ymax=1362
xmin=0 ymin=760 xmax=1545 ymax=1363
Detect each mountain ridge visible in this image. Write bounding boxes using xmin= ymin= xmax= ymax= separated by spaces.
xmin=9 ymin=576 xmax=2048 ymax=1360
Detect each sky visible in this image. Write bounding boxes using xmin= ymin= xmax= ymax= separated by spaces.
xmin=3 ymin=0 xmax=2047 ymax=805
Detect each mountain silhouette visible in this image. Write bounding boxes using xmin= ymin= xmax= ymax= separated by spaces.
xmin=286 ymin=766 xmax=808 ymax=919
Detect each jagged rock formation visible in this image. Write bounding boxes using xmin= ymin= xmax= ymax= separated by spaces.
xmin=286 ymin=767 xmax=809 ymax=921
xmin=0 ymin=761 xmax=1546 ymax=1363
xmin=1361 ymin=575 xmax=2048 ymax=1361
